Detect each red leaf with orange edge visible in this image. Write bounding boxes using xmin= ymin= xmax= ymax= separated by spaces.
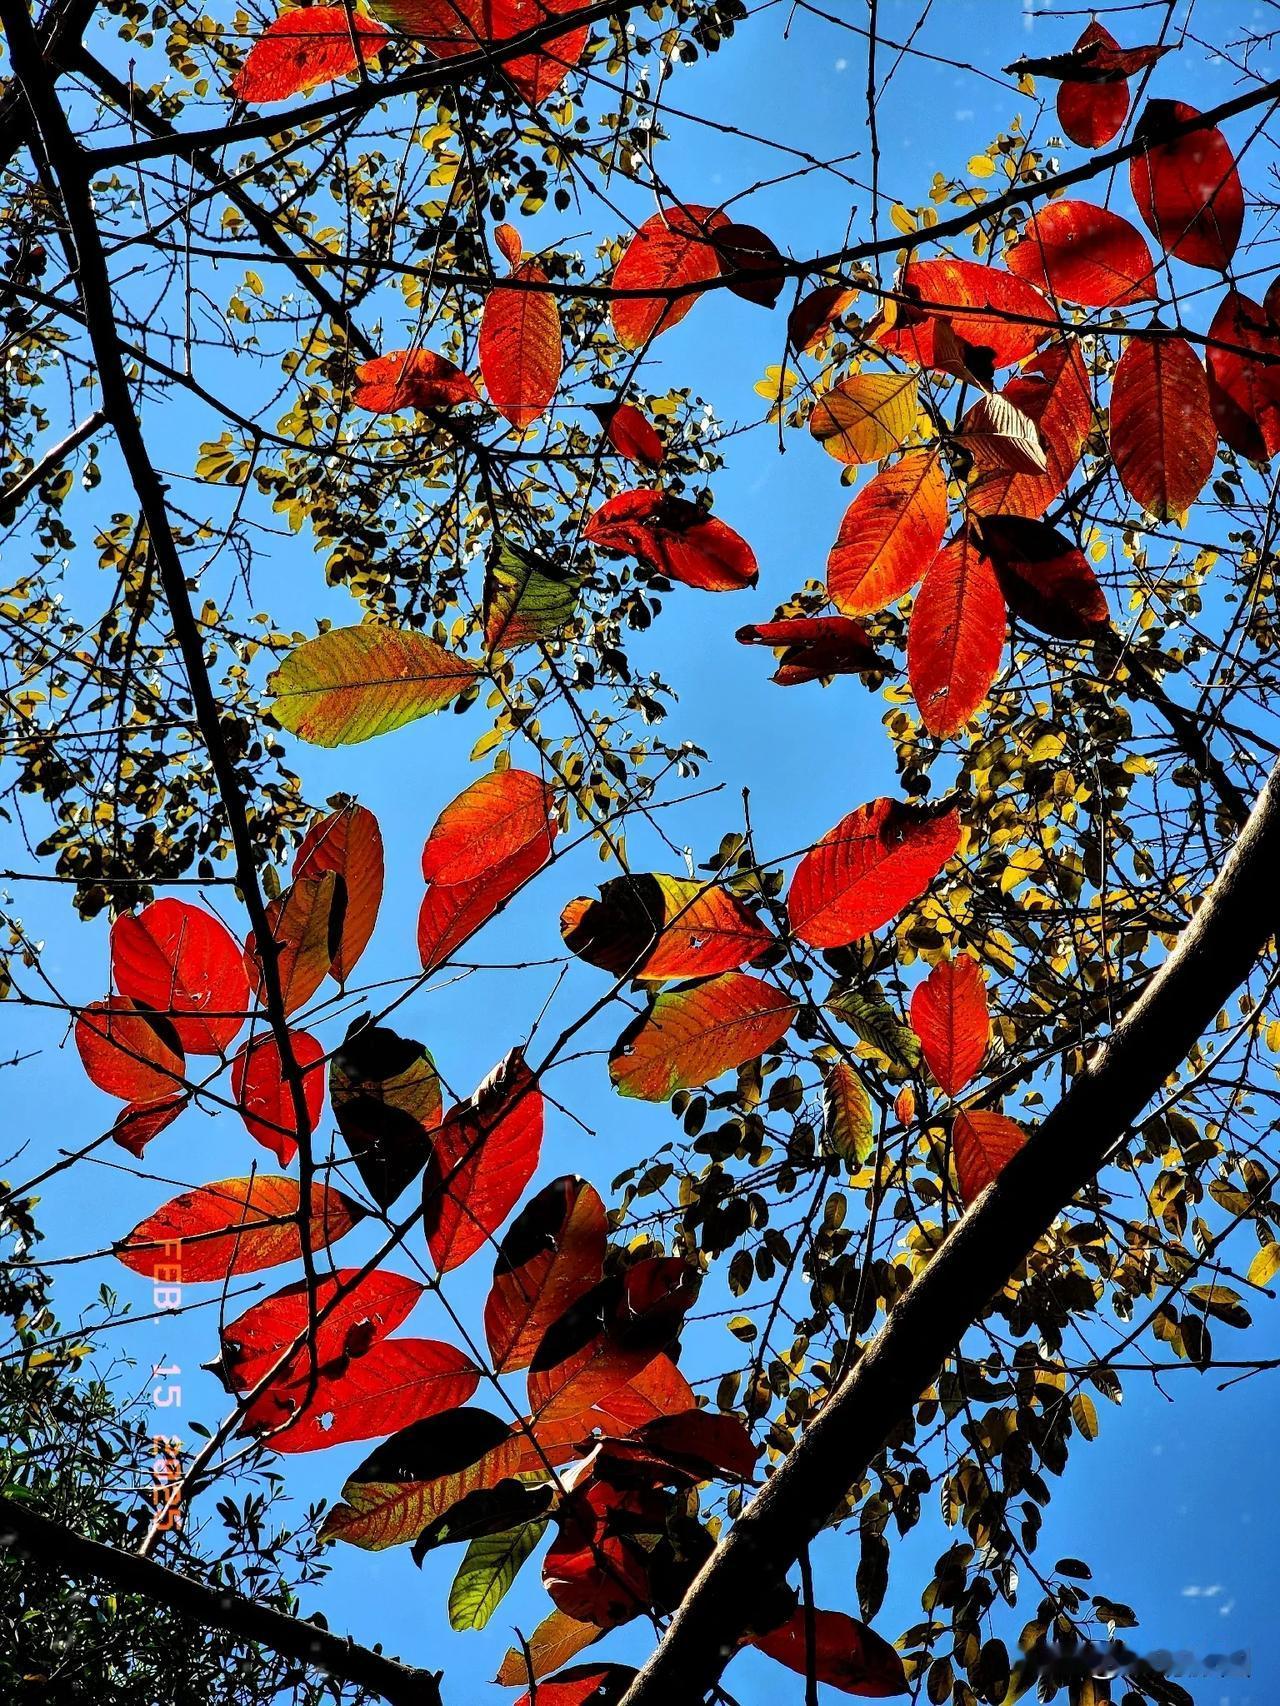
xmin=112 ymin=898 xmax=248 ymax=1055
xmin=750 ymin=1608 xmax=908 ymax=1696
xmin=422 ymin=769 xmax=557 ymax=888
xmin=1006 ymin=200 xmax=1155 ymax=308
xmin=1130 ymin=99 xmax=1243 ymax=271
xmin=230 ymin=1029 xmax=327 ymax=1166
xmin=116 ymin=1177 xmax=361 ymax=1282
xmin=952 ymin=1107 xmax=1027 ymax=1204
xmin=608 ymin=973 xmax=795 ymax=1101
xmin=562 ymin=872 xmax=772 ymax=982
xmin=544 ymin=1479 xmax=673 ymax=1627
xmin=110 ymin=1095 xmax=186 ymax=1158
xmin=368 ymin=0 xmax=586 ymax=105
xmin=76 ymin=997 xmax=185 ymax=1103
xmin=294 ymin=801 xmax=384 ymax=984
xmin=1207 ymin=289 xmax=1280 ymax=462
xmin=590 ymin=401 xmax=664 ymax=469
xmin=484 ymin=1174 xmax=607 ymax=1374
xmin=417 ymin=837 xmax=549 ymax=973
xmin=511 ymin=1352 xmax=695 ymax=1472
xmin=480 ymin=261 xmax=563 ymax=430
xmin=219 ymin=1268 xmax=423 ymax=1391
xmin=245 ymin=1338 xmax=481 ymax=1452
xmin=584 ymin=490 xmax=757 ymax=591
xmin=966 ymin=341 xmax=1093 ymax=519
xmin=514 ymin=1664 xmax=636 ymax=1706
xmin=827 ymin=450 xmax=948 ymax=617
xmin=907 ymin=535 xmax=1007 ymax=736
xmin=1110 ymin=335 xmax=1215 ymax=520
xmin=231 ymin=6 xmax=388 ymax=104
xmin=423 ymin=1051 xmax=543 ymax=1273
xmin=910 ymin=957 xmax=989 ymax=1097
xmin=874 ymin=258 xmax=1050 ymax=371
xmin=788 ymin=282 xmax=857 ymax=352
xmin=1056 ymin=23 xmax=1130 ymax=149
xmin=735 ymin=616 xmax=887 ymax=685
xmin=609 ymin=205 xmax=727 ymax=348
xmin=787 ymin=797 xmax=960 ymax=950
xmin=980 ymin=516 xmax=1110 ymax=640
xmin=352 ymin=349 xmax=478 ymax=412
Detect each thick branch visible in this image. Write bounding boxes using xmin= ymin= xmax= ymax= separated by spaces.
xmin=0 ymin=1494 xmax=440 ymax=1706
xmin=620 ymin=750 xmax=1280 ymax=1706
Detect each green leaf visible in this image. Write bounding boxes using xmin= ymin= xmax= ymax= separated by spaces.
xmin=447 ymin=1516 xmax=548 ymax=1631
xmin=268 ymin=625 xmax=477 ymax=746
xmin=822 ymin=1061 xmax=874 ymax=1166
xmin=483 ymin=543 xmax=579 ymax=653
xmin=825 ymin=979 xmax=921 ymax=1074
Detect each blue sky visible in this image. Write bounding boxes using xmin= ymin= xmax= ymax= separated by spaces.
xmin=6 ymin=1 xmax=1280 ymax=1700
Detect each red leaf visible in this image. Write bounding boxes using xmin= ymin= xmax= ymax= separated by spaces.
xmin=494 ymin=222 xmax=524 ymax=269
xmin=608 ymin=973 xmax=795 ymax=1101
xmin=484 ymin=1174 xmax=608 ymax=1373
xmin=1110 ymin=335 xmax=1215 ymax=519
xmin=1206 ymin=289 xmax=1280 ymax=462
xmin=544 ymin=1480 xmax=670 ymax=1627
xmin=1021 ymin=31 xmax=1171 ymax=83
xmin=220 ymin=1267 xmax=423 ymax=1391
xmin=1006 ymin=200 xmax=1154 ymax=308
xmin=787 ymin=797 xmax=960 ymax=950
xmin=562 ymin=874 xmax=772 ymax=982
xmin=112 ymin=898 xmax=249 ymax=1055
xmin=1056 ymin=24 xmax=1130 ymax=149
xmin=422 ymin=769 xmax=558 ymax=887
xmin=116 ymin=1177 xmax=361 ymax=1282
xmin=597 ymin=1409 xmax=759 ymax=1482
xmin=231 ymin=6 xmax=388 ymax=104
xmin=590 ymin=401 xmax=664 ymax=469
xmin=788 ymin=282 xmax=857 ymax=353
xmin=735 ymin=616 xmax=888 ymax=685
xmin=294 ymin=800 xmax=384 ymax=983
xmin=513 ymin=1353 xmax=695 ymax=1472
xmin=708 ymin=222 xmax=786 ymax=307
xmin=368 ymin=0 xmax=586 ymax=105
xmin=417 ymin=836 xmax=549 ymax=972
xmin=110 ymin=1095 xmax=186 ymax=1158
xmin=609 ymin=205 xmax=727 ymax=349
xmin=230 ymin=1029 xmax=327 ymax=1166
xmin=480 ymin=262 xmax=563 ymax=429
xmin=424 ymin=1052 xmax=543 ymax=1272
xmin=827 ymin=450 xmax=948 ymax=616
xmin=874 ymin=259 xmax=1050 ymax=371
xmin=967 ymin=341 xmax=1093 ymax=519
xmin=76 ymin=996 xmax=185 ymax=1103
xmin=751 ymin=1609 xmax=908 ymax=1697
xmin=953 ymin=1107 xmax=1027 ymax=1204
xmin=584 ymin=490 xmax=757 ymax=591
xmin=907 ymin=535 xmax=1007 ymax=736
xmin=245 ymin=872 xmax=338 ymax=1017
xmin=246 ymin=1338 xmax=481 ymax=1452
xmin=979 ymin=516 xmax=1110 ymax=640
xmin=352 ymin=349 xmax=478 ymax=411
xmin=513 ymin=1665 xmax=636 ymax=1706
xmin=1130 ymin=99 xmax=1244 ymax=271
xmin=910 ymin=957 xmax=989 ymax=1097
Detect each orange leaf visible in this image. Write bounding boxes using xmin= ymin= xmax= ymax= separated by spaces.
xmin=787 ymin=797 xmax=960 ymax=950
xmin=1110 ymin=335 xmax=1215 ymax=519
xmin=609 ymin=205 xmax=727 ymax=349
xmin=352 ymin=349 xmax=478 ymax=411
xmin=952 ymin=1107 xmax=1027 ymax=1204
xmin=874 ymin=259 xmax=1050 ymax=371
xmin=116 ymin=1177 xmax=361 ymax=1282
xmin=294 ymin=800 xmax=384 ymax=984
xmin=907 ymin=535 xmax=1007 ymax=736
xmin=1130 ymin=99 xmax=1243 ymax=271
xmin=110 ymin=1096 xmax=186 ymax=1158
xmin=423 ymin=1052 xmax=543 ymax=1272
xmin=910 ymin=956 xmax=989 ymax=1097
xmin=827 ymin=450 xmax=948 ymax=617
xmin=76 ymin=997 xmax=185 ymax=1104
xmin=966 ymin=341 xmax=1093 ymax=519
xmin=608 ymin=973 xmax=795 ymax=1101
xmin=561 ymin=872 xmax=772 ymax=982
xmin=417 ymin=837 xmax=549 ymax=972
xmin=788 ymin=282 xmax=857 ymax=353
xmin=421 ymin=768 xmax=558 ymax=887
xmin=1006 ymin=200 xmax=1155 ymax=308
xmin=484 ymin=1174 xmax=607 ymax=1373
xmin=231 ymin=6 xmax=388 ymax=104
xmin=480 ymin=263 xmax=563 ymax=430
xmin=245 ymin=871 xmax=338 ymax=1016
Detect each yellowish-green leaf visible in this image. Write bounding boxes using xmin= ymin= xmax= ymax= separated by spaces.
xmin=268 ymin=626 xmax=477 ymax=747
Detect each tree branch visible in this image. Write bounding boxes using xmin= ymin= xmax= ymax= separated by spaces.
xmin=0 ymin=1494 xmax=441 ymax=1706
xmin=619 ymin=748 xmax=1280 ymax=1706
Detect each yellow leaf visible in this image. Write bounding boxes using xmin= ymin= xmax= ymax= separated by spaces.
xmin=809 ymin=372 xmax=918 ymax=465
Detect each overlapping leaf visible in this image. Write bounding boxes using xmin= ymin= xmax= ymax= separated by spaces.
xmin=980 ymin=516 xmax=1110 ymax=640
xmin=874 ymin=259 xmax=1050 ymax=370
xmin=750 ymin=1608 xmax=908 ymax=1696
xmin=608 ymin=973 xmax=795 ymax=1100
xmin=966 ymin=341 xmax=1093 ymax=518
xmin=561 ymin=873 xmax=772 ymax=982
xmin=352 ymin=349 xmax=478 ymax=412
xmin=231 ymin=6 xmax=388 ymax=103
xmin=294 ymin=801 xmax=384 ymax=984
xmin=590 ymin=401 xmax=664 ymax=469
xmin=76 ymin=997 xmax=186 ymax=1103
xmin=423 ymin=1052 xmax=543 ymax=1272
xmin=484 ymin=543 xmax=580 ymax=652
xmin=1206 ymin=289 xmax=1280 ymax=462
xmin=484 ymin=1175 xmax=607 ymax=1373
xmin=245 ymin=871 xmax=339 ymax=1016
xmin=809 ymin=372 xmax=917 ymax=465
xmin=1055 ymin=23 xmax=1132 ymax=149
xmin=1006 ymin=201 xmax=1155 ymax=308
xmin=735 ymin=616 xmax=887 ymax=684
xmin=230 ymin=1029 xmax=327 ymax=1166
xmin=111 ymin=898 xmax=248 ymax=1055
xmin=584 ymin=490 xmax=757 ymax=591
xmin=609 ymin=205 xmax=728 ymax=348
xmin=330 ymin=1019 xmax=441 ymax=1208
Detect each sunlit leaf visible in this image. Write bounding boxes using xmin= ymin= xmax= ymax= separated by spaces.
xmin=294 ymin=801 xmax=384 ymax=984
xmin=116 ymin=1177 xmax=361 ymax=1282
xmin=610 ymin=205 xmax=727 ymax=348
xmin=1206 ymin=289 xmax=1280 ymax=462
xmin=1110 ymin=334 xmax=1215 ymax=520
xmin=484 ymin=542 xmax=580 ymax=652
xmin=966 ymin=341 xmax=1093 ymax=518
xmin=874 ymin=259 xmax=1050 ymax=370
xmin=111 ymin=898 xmax=248 ymax=1055
xmin=910 ymin=956 xmax=989 ymax=1097
xmin=230 ymin=1029 xmax=327 ymax=1166
xmin=822 ymin=1060 xmax=874 ymax=1166
xmin=485 ymin=1175 xmax=607 ymax=1373
xmin=561 ymin=872 xmax=772 ymax=982
xmin=495 ymin=1610 xmax=603 ymax=1687
xmin=448 ymin=1509 xmax=550 ymax=1630
xmin=422 ymin=769 xmax=558 ymax=887
xmin=76 ymin=997 xmax=185 ymax=1104
xmin=608 ymin=973 xmax=795 ymax=1100
xmin=268 ymin=625 xmax=477 ymax=746
xmin=1130 ymin=98 xmax=1243 ymax=271
xmin=788 ymin=797 xmax=960 ymax=949
xmin=589 ymin=400 xmax=665 ymax=469
xmin=352 ymin=348 xmax=478 ymax=411
xmin=231 ymin=6 xmax=388 ymax=104
xmin=952 ymin=1107 xmax=1028 ymax=1203
xmin=585 ymin=490 xmax=757 ymax=591
xmin=1056 ymin=23 xmax=1131 ymax=149
xmin=907 ymin=535 xmax=1007 ymax=736
xmin=1005 ymin=200 xmax=1155 ymax=308
xmin=245 ymin=871 xmax=338 ymax=1017
xmin=248 ymin=1339 xmax=481 ymax=1453
xmin=424 ymin=1052 xmax=543 ymax=1272
xmin=826 ymin=450 xmax=948 ymax=616
xmin=750 ymin=1608 xmax=908 ymax=1696
xmin=809 ymin=372 xmax=917 ymax=465
xmin=480 ymin=257 xmax=563 ymax=430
